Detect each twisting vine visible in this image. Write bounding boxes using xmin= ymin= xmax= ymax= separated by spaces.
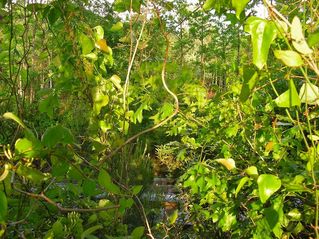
xmin=98 ymin=1 xmax=179 ymax=166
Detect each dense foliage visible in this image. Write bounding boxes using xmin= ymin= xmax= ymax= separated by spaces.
xmin=1 ymin=0 xmax=319 ymax=238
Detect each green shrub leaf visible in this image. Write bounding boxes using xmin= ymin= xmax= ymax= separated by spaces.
xmin=274 ymin=79 xmax=300 ymax=107
xmin=245 ymin=17 xmax=277 ymax=69
xmin=274 ymin=50 xmax=303 ymax=67
xmin=257 ymin=174 xmax=281 ymax=203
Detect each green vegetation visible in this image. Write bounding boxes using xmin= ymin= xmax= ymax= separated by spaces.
xmin=1 ymin=0 xmax=319 ymax=238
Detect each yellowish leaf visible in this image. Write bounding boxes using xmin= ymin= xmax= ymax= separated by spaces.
xmin=95 ymin=39 xmax=110 ymax=53
xmin=215 ymin=158 xmax=236 ymax=170
xmin=265 ymin=141 xmax=274 ymax=152
xmin=291 ymin=16 xmax=313 ymax=55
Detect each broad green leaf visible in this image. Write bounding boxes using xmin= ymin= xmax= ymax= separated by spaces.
xmin=257 ymin=174 xmax=281 ymax=203
xmin=0 ymin=191 xmax=7 ymax=222
xmin=245 ymin=17 xmax=277 ymax=69
xmin=92 ymin=88 xmax=109 ymax=115
xmin=239 ymin=66 xmax=258 ymax=102
xmin=16 ymin=164 xmax=47 ymax=184
xmin=299 ymin=82 xmax=319 ymax=105
xmin=83 ymin=180 xmax=97 ymax=196
xmin=235 ymin=176 xmax=249 ymax=197
xmin=245 ymin=166 xmax=258 ymax=178
xmin=42 ymin=125 xmax=74 ymax=148
xmin=288 ymin=208 xmax=301 ymax=221
xmin=93 ymin=26 xmax=104 ymax=41
xmin=168 ymin=209 xmax=178 ymax=225
xmin=232 ymin=0 xmax=250 ymax=19
xmin=293 ymin=222 xmax=305 ymax=235
xmin=39 ymin=93 xmax=59 ymax=118
xmin=81 ymin=225 xmax=102 ymax=239
xmin=308 ymin=134 xmax=319 ymax=141
xmin=119 ymin=198 xmax=134 ymax=214
xmin=51 ymin=156 xmax=68 ymax=177
xmin=203 ymin=0 xmax=215 ymax=11
xmin=215 ymin=158 xmax=236 ymax=170
xmin=98 ymin=170 xmax=121 ymax=194
xmin=79 ymin=34 xmax=94 ymax=55
xmin=15 ymin=138 xmax=41 ymax=158
xmin=132 ymin=185 xmax=143 ymax=195
xmin=308 ymin=30 xmax=319 ymax=47
xmin=52 ymin=220 xmax=64 ymax=237
xmin=110 ymin=22 xmax=123 ymax=32
xmin=47 ymin=7 xmax=61 ymax=25
xmin=99 ymin=121 xmax=110 ymax=133
xmin=266 ymin=196 xmax=284 ymax=238
xmin=274 ymin=50 xmax=303 ymax=67
xmin=110 ymin=75 xmax=122 ymax=91
xmin=274 ymin=79 xmax=300 ymax=107
xmin=84 ymin=53 xmax=98 ymax=61
xmin=131 ymin=226 xmax=144 ymax=239
xmin=291 ymin=16 xmax=313 ymax=55
xmin=218 ymin=209 xmax=237 ymax=231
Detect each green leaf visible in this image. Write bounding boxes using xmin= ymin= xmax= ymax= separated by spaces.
xmin=291 ymin=16 xmax=313 ymax=55
xmin=114 ymin=0 xmax=141 ymax=12
xmin=132 ymin=185 xmax=143 ymax=195
xmin=110 ymin=22 xmax=123 ymax=32
xmin=3 ymin=112 xmax=27 ymax=129
xmin=47 ymin=7 xmax=61 ymax=25
xmin=0 ymin=191 xmax=7 ymax=222
xmin=245 ymin=166 xmax=258 ymax=178
xmin=308 ymin=30 xmax=319 ymax=47
xmin=52 ymin=220 xmax=64 ymax=237
xmin=83 ymin=180 xmax=97 ymax=196
xmin=119 ymin=198 xmax=134 ymax=214
xmin=110 ymin=75 xmax=122 ymax=91
xmin=239 ymin=66 xmax=258 ymax=102
xmin=232 ymin=0 xmax=250 ymax=19
xmin=235 ymin=176 xmax=250 ymax=197
xmin=81 ymin=225 xmax=102 ymax=239
xmin=93 ymin=26 xmax=104 ymax=41
xmin=98 ymin=170 xmax=120 ymax=194
xmin=274 ymin=50 xmax=303 ymax=67
xmin=203 ymin=0 xmax=215 ymax=11
xmin=92 ymin=88 xmax=109 ymax=115
xmin=42 ymin=125 xmax=74 ymax=148
xmin=15 ymin=138 xmax=41 ymax=158
xmin=265 ymin=196 xmax=284 ymax=238
xmin=299 ymin=82 xmax=319 ymax=105
xmin=38 ymin=93 xmax=59 ymax=118
xmin=245 ymin=17 xmax=277 ymax=69
xmin=79 ymin=33 xmax=95 ymax=55
xmin=131 ymin=226 xmax=144 ymax=239
xmin=257 ymin=174 xmax=281 ymax=203
xmin=274 ymin=79 xmax=301 ymax=108
xmin=287 ymin=208 xmax=301 ymax=221
xmin=16 ymin=164 xmax=47 ymax=184
xmin=84 ymin=53 xmax=98 ymax=61
xmin=168 ymin=209 xmax=179 ymax=225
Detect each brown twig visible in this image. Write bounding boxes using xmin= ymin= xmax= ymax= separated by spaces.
xmin=12 ymin=186 xmax=120 ymax=213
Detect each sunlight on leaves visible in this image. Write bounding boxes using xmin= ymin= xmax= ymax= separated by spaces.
xmin=257 ymin=174 xmax=281 ymax=203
